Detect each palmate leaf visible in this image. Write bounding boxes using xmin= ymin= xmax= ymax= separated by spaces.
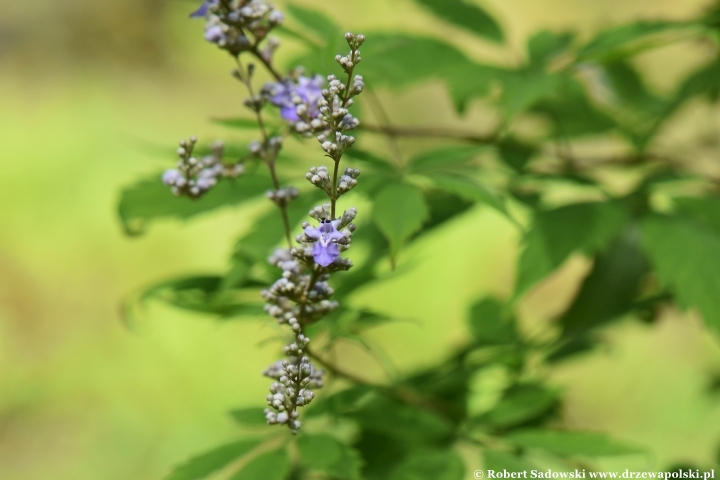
xmin=507 ymin=430 xmax=643 ymax=457
xmin=641 ymin=215 xmax=720 ymax=333
xmin=411 ymin=0 xmax=503 ymax=42
xmin=118 ymin=173 xmax=268 ymax=235
xmin=388 ymin=449 xmax=465 ymax=480
xmin=165 ymin=438 xmax=262 ymax=480
xmin=514 ymin=201 xmax=629 ymax=299
xmin=297 ymin=434 xmax=363 ymax=480
xmin=227 ymin=448 xmax=290 ymax=480
xmin=372 ymin=182 xmax=430 ymax=259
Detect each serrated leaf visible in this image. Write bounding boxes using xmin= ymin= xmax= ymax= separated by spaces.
xmin=297 ymin=434 xmax=363 ymax=480
xmin=641 ymin=215 xmax=720 ymax=333
xmin=412 ymin=0 xmax=503 ymax=42
xmin=515 ymin=201 xmax=629 ymax=298
xmin=388 ymin=449 xmax=465 ymax=480
xmin=372 ymin=182 xmax=429 ymax=258
xmin=578 ymin=21 xmax=694 ymax=61
xmin=468 ymin=298 xmax=516 ymax=345
xmin=483 ymin=449 xmax=537 ymax=473
xmin=165 ymin=438 xmax=261 ymax=480
xmin=228 ymin=448 xmax=290 ymax=480
xmin=507 ymin=430 xmax=643 ymax=457
xmin=407 ymin=145 xmax=484 ymax=174
xmin=118 ymin=174 xmax=268 ymax=235
xmin=229 ymin=407 xmax=267 ymax=427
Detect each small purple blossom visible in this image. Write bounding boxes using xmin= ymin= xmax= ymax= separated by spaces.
xmin=190 ymin=0 xmax=217 ymax=18
xmin=264 ymin=76 xmax=324 ymax=122
xmin=304 ymin=219 xmax=344 ymax=267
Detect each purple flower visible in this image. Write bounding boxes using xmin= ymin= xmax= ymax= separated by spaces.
xmin=190 ymin=0 xmax=218 ymax=18
xmin=265 ymin=76 xmax=324 ymax=122
xmin=204 ymin=25 xmax=225 ymax=44
xmin=304 ymin=219 xmax=344 ymax=267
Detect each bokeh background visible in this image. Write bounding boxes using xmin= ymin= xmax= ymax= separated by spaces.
xmin=1 ymin=0 xmax=720 ymax=479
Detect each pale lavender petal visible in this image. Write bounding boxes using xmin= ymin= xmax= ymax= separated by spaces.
xmin=312 ymin=242 xmax=339 ymax=267
xmin=304 ymin=226 xmax=322 ymax=240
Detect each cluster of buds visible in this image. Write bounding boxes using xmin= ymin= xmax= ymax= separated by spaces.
xmin=306 ymin=166 xmax=361 ymax=197
xmin=266 ymin=187 xmax=299 ymax=208
xmin=162 ymin=137 xmax=243 ymax=198
xmin=263 ymin=355 xmax=323 ymax=433
xmin=262 ymin=73 xmax=326 ymax=136
xmin=192 ymin=0 xmax=283 ymax=59
xmin=248 ymin=136 xmax=283 ymax=162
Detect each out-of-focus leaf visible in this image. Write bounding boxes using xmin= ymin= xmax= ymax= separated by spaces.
xmin=467 ymin=298 xmax=516 ymax=345
xmin=527 ymin=31 xmax=574 ymax=68
xmin=345 ymin=148 xmax=398 ymax=174
xmin=347 ymin=395 xmax=454 ymax=444
xmin=286 ymin=4 xmax=340 ymax=39
xmin=578 ymin=21 xmax=694 ymax=61
xmin=477 ymin=384 xmax=558 ymax=429
xmin=306 ymin=385 xmax=374 ymax=418
xmin=558 ymin=227 xmax=649 ymax=337
xmin=507 ymin=430 xmax=643 ymax=457
xmin=355 ymin=431 xmax=409 ymax=480
xmin=420 ymin=191 xmax=475 ymax=237
xmin=673 ymin=197 xmax=720 ymax=234
xmin=388 ymin=449 xmax=465 ymax=480
xmin=515 ymin=201 xmax=629 ymax=298
xmin=297 ymin=434 xmax=363 ymax=480
xmin=673 ymin=58 xmax=720 ymax=106
xmin=411 ymin=0 xmax=503 ymax=42
xmin=165 ymin=438 xmax=261 ymax=480
xmin=135 ymin=275 xmax=266 ymax=318
xmin=228 ymin=448 xmax=290 ymax=480
xmin=483 ymin=449 xmax=537 ymax=473
xmin=358 ymin=34 xmax=498 ymax=112
xmin=229 ymin=407 xmax=267 ymax=427
xmin=211 ymin=117 xmax=264 ymax=130
xmin=498 ymin=71 xmax=562 ymax=119
xmin=641 ymin=215 xmax=720 ymax=333
xmin=372 ymin=182 xmax=429 ymax=258
xmin=497 ymin=138 xmax=537 ymax=173
xmin=430 ymin=174 xmax=511 ymax=222
xmin=532 ymin=77 xmax=617 ymax=137
xmin=407 ymin=145 xmax=484 ymax=174
xmin=118 ymin=174 xmax=268 ymax=235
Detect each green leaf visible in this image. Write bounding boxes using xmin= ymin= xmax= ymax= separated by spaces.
xmin=305 ymin=385 xmax=373 ymax=418
xmin=497 ymin=138 xmax=536 ymax=173
xmin=558 ymin=227 xmax=649 ymax=337
xmin=578 ymin=21 xmax=694 ymax=61
xmin=515 ymin=201 xmax=629 ymax=298
xmin=297 ymin=434 xmax=363 ymax=480
xmin=211 ymin=117 xmax=263 ymax=130
xmin=372 ymin=182 xmax=429 ymax=258
xmin=507 ymin=430 xmax=643 ymax=457
xmin=118 ymin=174 xmax=268 ymax=235
xmin=286 ymin=4 xmax=340 ymax=39
xmin=358 ymin=34 xmax=498 ymax=112
xmin=407 ymin=146 xmax=484 ymax=174
xmin=673 ymin=197 xmax=720 ymax=234
xmin=527 ymin=31 xmax=574 ymax=68
xmin=411 ymin=0 xmax=503 ymax=42
xmin=467 ymin=298 xmax=516 ymax=345
xmin=388 ymin=449 xmax=465 ymax=480
xmin=498 ymin=71 xmax=562 ymax=119
xmin=641 ymin=215 xmax=720 ymax=333
xmin=228 ymin=448 xmax=290 ymax=480
xmin=345 ymin=148 xmax=398 ymax=174
xmin=479 ymin=384 xmax=558 ymax=429
xmin=430 ymin=174 xmax=510 ymax=221
xmin=229 ymin=407 xmax=267 ymax=427
xmin=165 ymin=438 xmax=261 ymax=480
xmin=347 ymin=395 xmax=454 ymax=444
xmin=483 ymin=449 xmax=537 ymax=473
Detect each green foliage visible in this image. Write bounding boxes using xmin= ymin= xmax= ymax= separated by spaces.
xmin=477 ymin=383 xmax=559 ymax=429
xmin=467 ymin=298 xmax=517 ymax=345
xmin=577 ymin=21 xmax=695 ymax=61
xmin=387 ymin=449 xmax=465 ymax=480
xmin=411 ymin=0 xmax=503 ymax=42
xmin=118 ymin=173 xmax=267 ymax=235
xmin=165 ymin=438 xmax=261 ymax=480
xmin=227 ymin=448 xmax=290 ymax=480
xmin=641 ymin=215 xmax=720 ymax=332
xmin=229 ymin=407 xmax=268 ymax=427
xmin=297 ymin=434 xmax=363 ymax=479
xmin=372 ymin=182 xmax=430 ymax=259
xmin=506 ymin=430 xmax=643 ymax=457
xmin=483 ymin=449 xmax=537 ymax=472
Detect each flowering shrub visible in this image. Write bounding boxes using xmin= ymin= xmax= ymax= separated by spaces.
xmin=118 ymin=0 xmax=720 ymax=478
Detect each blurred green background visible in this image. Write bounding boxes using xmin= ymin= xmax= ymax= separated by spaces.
xmin=1 ymin=0 xmax=720 ymax=479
